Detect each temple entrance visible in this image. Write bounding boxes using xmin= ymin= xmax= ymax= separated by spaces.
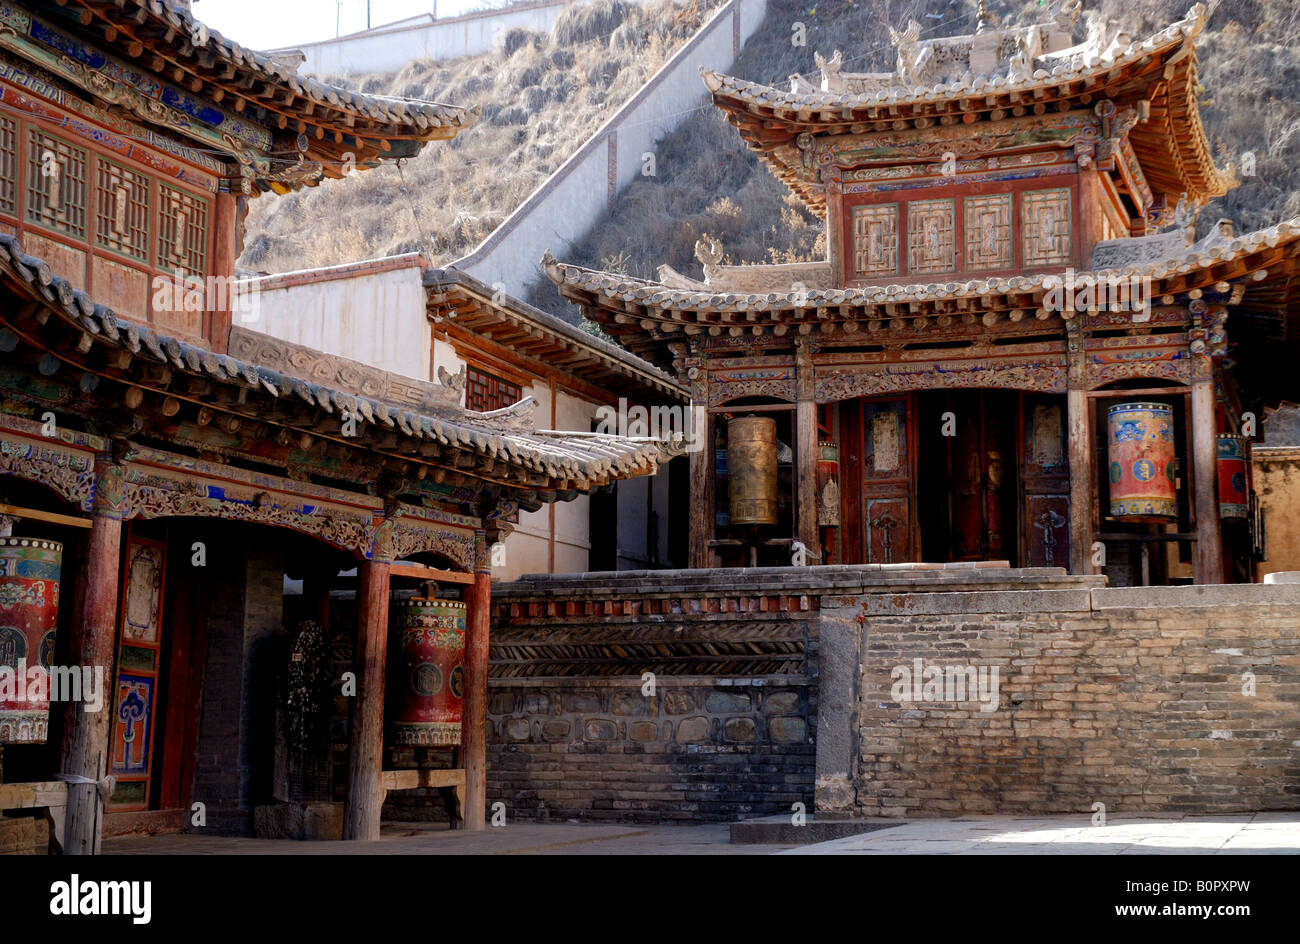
xmin=850 ymin=390 xmax=1070 ymax=567
xmin=917 ymin=390 xmax=1019 ymax=564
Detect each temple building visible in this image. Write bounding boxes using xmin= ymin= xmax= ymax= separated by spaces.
xmin=0 ymin=0 xmax=674 ymax=853
xmin=547 ymin=1 xmax=1300 ymax=587
xmin=236 ymin=255 xmax=689 ymax=579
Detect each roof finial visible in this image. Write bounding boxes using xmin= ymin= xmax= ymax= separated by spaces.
xmin=976 ymin=0 xmax=990 ymax=32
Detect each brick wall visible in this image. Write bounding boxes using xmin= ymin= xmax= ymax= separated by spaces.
xmin=190 ymin=529 xmax=283 ymax=834
xmin=483 ymin=564 xmax=1086 ymax=824
xmin=818 ymin=584 xmax=1300 ymax=817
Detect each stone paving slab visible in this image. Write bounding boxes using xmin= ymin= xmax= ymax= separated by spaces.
xmin=782 ymin=813 xmax=1300 ymax=855
xmin=100 ymin=813 xmax=1300 ymax=855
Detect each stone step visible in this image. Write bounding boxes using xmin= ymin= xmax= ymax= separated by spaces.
xmin=729 ymin=815 xmax=905 ymax=845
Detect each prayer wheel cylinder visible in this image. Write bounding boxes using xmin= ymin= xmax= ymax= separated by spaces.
xmin=0 ymin=537 xmax=63 ymax=744
xmin=390 ymin=598 xmax=466 ymax=746
xmin=727 ymin=415 xmax=778 ymax=526
xmin=1217 ymin=435 xmax=1249 ymax=519
xmin=1107 ymin=402 xmax=1177 ymax=520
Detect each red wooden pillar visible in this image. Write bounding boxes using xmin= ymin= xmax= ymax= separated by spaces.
xmin=343 ymin=557 xmax=390 ymax=840
xmin=61 ymin=461 xmax=124 ymax=855
xmin=462 ymin=530 xmax=491 ymax=830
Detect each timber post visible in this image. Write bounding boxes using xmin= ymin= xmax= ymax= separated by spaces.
xmin=61 ymin=457 xmax=125 ymax=855
xmin=685 ymin=348 xmax=712 ymax=569
xmin=1065 ymin=319 xmax=1093 ymax=575
xmin=461 ymin=528 xmax=491 ymax=830
xmin=1189 ymin=303 xmax=1223 ymax=583
xmin=795 ymin=339 xmax=819 ymax=562
xmin=343 ymin=545 xmax=392 ymax=841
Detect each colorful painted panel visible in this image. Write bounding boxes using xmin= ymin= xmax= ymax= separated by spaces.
xmin=964 ymin=193 xmax=1013 ymax=271
xmin=111 ymin=673 xmax=154 ymax=775
xmin=122 ymin=541 xmax=163 ymax=643
xmin=1022 ymin=188 xmax=1072 ymax=267
xmin=851 ymin=203 xmax=899 ymax=278
xmin=907 ymin=199 xmax=955 ymax=274
xmin=108 ymin=532 xmax=166 ymax=810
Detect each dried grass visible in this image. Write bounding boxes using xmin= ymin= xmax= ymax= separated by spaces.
xmin=239 ymin=0 xmax=717 ymax=276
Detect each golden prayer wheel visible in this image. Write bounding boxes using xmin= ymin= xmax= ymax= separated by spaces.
xmin=728 ymin=415 xmax=779 ymax=526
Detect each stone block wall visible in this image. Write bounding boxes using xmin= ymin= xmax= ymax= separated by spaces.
xmin=818 ymin=584 xmax=1300 ymax=817
xmin=489 ymin=678 xmax=814 ymax=823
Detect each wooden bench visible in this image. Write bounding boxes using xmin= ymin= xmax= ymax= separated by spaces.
xmin=380 ymin=768 xmax=465 ymax=829
xmin=0 ymin=781 xmax=67 ymax=853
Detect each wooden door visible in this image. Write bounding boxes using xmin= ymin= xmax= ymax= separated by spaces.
xmin=861 ymin=396 xmax=915 ymax=563
xmin=1021 ymin=394 xmax=1071 ymax=567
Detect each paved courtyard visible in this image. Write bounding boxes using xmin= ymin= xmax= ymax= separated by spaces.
xmin=102 ymin=812 xmax=1300 ymax=855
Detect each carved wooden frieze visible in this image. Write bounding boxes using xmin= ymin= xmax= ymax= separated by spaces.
xmin=0 ymin=430 xmax=95 ymax=510
xmin=122 ymin=464 xmax=373 ymax=554
xmin=818 ymin=110 xmax=1098 ymax=169
xmin=816 ymin=357 xmax=1066 ymax=400
xmin=1084 ymin=334 xmax=1191 ymax=389
xmin=709 ymin=365 xmax=796 ymax=405
xmin=385 ymin=503 xmax=478 ymax=570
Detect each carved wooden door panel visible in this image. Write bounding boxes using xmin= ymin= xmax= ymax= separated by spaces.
xmin=862 ymin=397 xmax=915 ymax=563
xmin=1021 ymin=394 xmax=1070 ymax=567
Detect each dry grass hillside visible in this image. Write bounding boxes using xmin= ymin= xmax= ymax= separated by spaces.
xmin=239 ymin=0 xmax=720 ymax=274
xmin=542 ymin=0 xmax=1300 ymax=314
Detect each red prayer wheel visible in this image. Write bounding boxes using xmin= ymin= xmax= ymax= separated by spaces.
xmin=390 ymin=598 xmax=466 ymax=746
xmin=1216 ymin=435 xmax=1249 ymax=519
xmin=0 ymin=537 xmax=63 ymax=744
xmin=1107 ymin=402 xmax=1177 ymax=520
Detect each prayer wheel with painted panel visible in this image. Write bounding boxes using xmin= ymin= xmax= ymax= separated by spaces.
xmin=0 ymin=537 xmax=62 ymax=744
xmin=1217 ymin=435 xmax=1249 ymax=519
xmin=727 ymin=415 xmax=778 ymax=526
xmin=1107 ymin=402 xmax=1177 ymax=520
xmin=390 ymin=599 xmax=466 ymax=746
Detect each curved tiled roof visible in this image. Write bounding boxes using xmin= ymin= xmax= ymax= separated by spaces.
xmin=545 ymin=216 xmax=1300 ymax=318
xmin=58 ymin=0 xmax=478 ymax=142
xmin=0 ymin=234 xmax=678 ymax=493
xmin=701 ymin=3 xmax=1232 ymax=214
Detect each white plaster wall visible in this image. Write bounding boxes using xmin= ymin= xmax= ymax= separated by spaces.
xmin=247 ymin=266 xmax=430 ymax=381
xmin=457 ymin=0 xmax=768 ymax=299
xmin=289 ymin=0 xmax=653 ymax=77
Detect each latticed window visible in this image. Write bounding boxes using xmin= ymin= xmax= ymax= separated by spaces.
xmin=0 ymin=115 xmax=15 ymax=215
xmin=852 ymin=203 xmax=899 ymax=278
xmin=157 ymin=183 xmax=209 ymax=277
xmin=1022 ymin=188 xmax=1072 ymax=267
xmin=95 ymin=157 xmax=150 ymax=262
xmin=907 ymin=198 xmax=955 ymax=275
xmin=964 ymin=193 xmax=1013 ymax=271
xmin=464 ymin=367 xmax=521 ymax=413
xmin=25 ymin=129 xmax=87 ymax=238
